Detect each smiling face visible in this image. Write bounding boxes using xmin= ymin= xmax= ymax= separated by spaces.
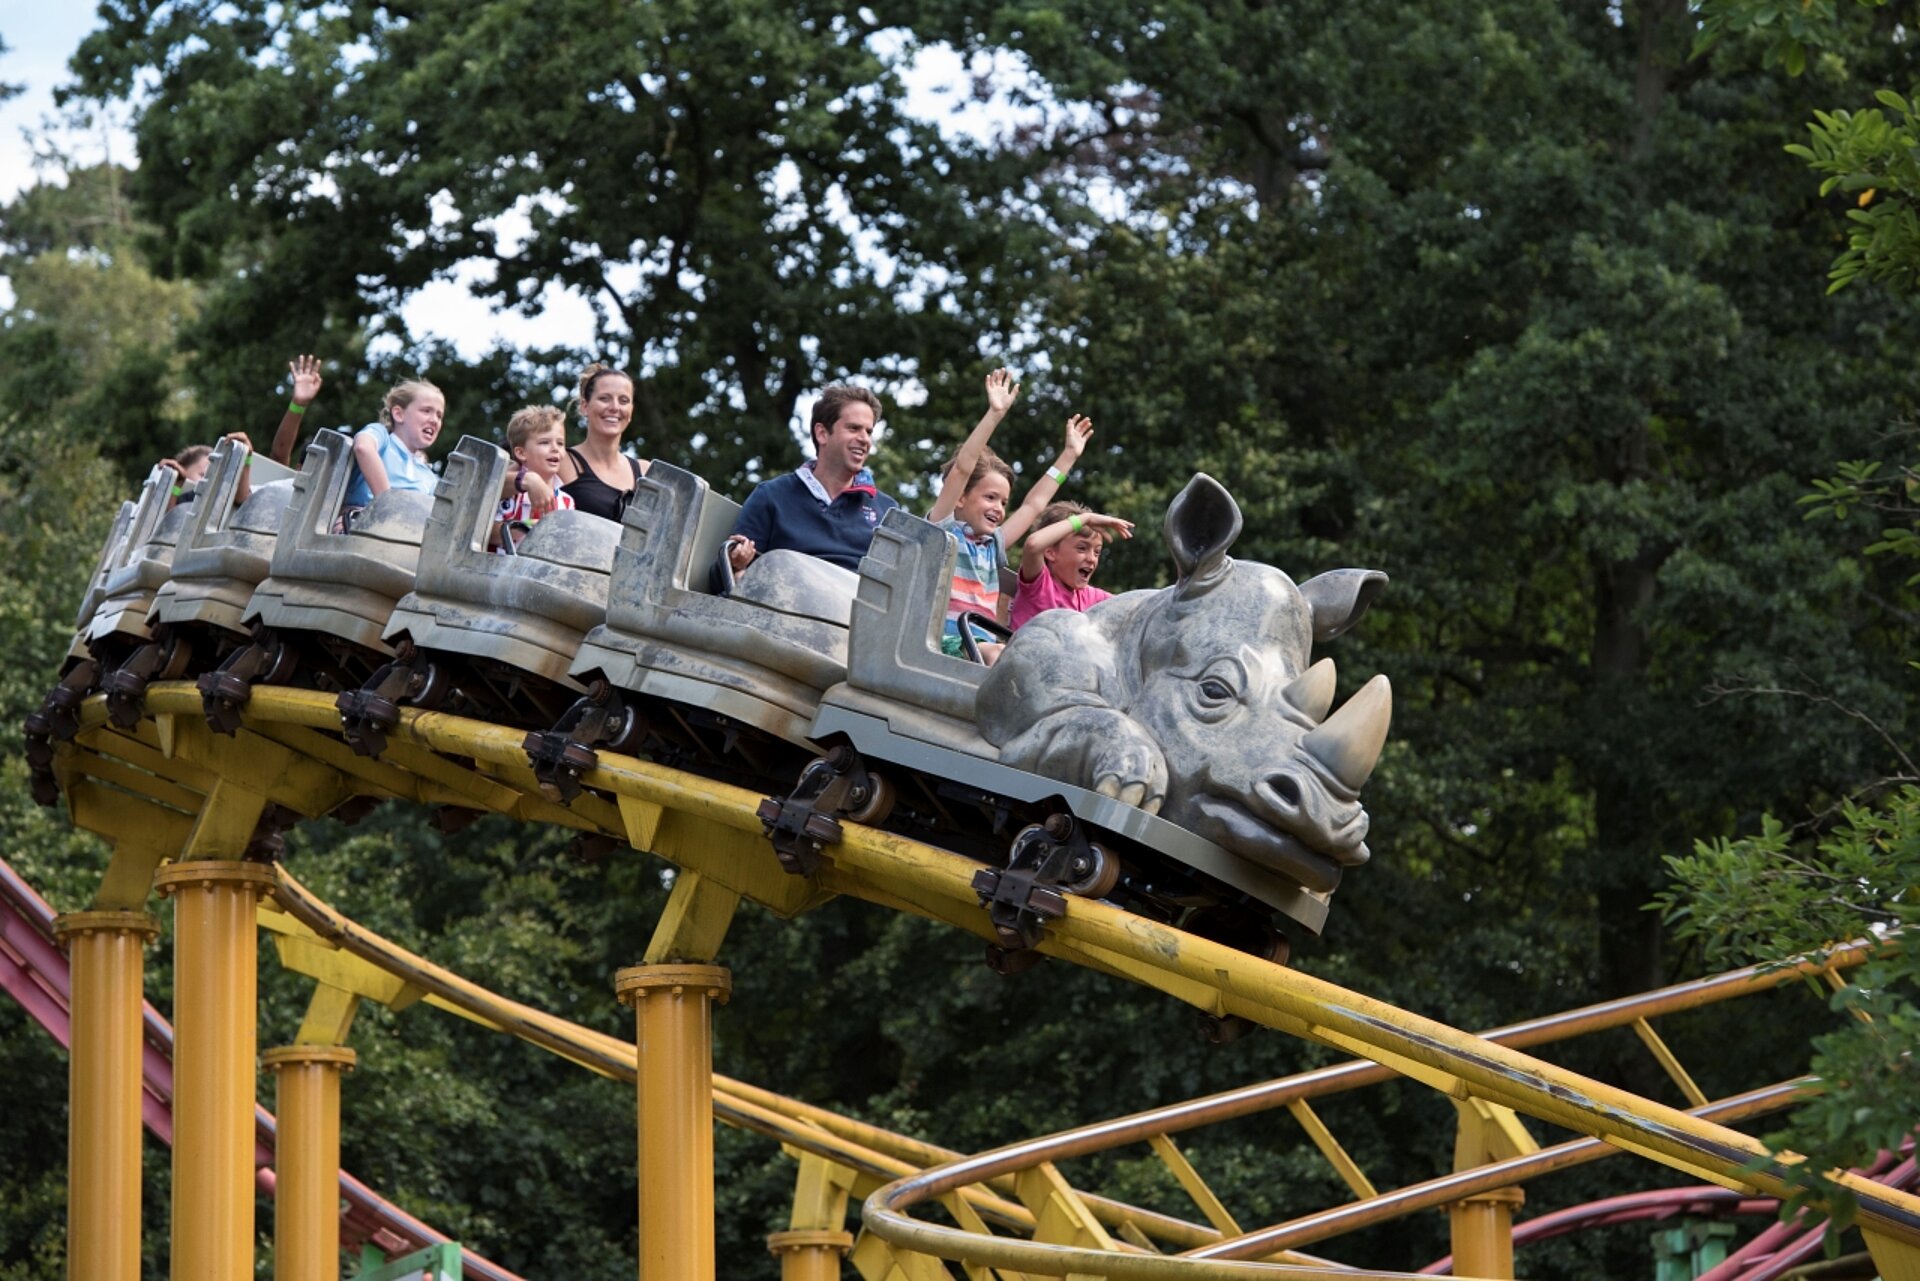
xmin=1044 ymin=529 xmax=1104 ymax=591
xmin=581 ymin=372 xmax=634 ymax=442
xmin=954 ymin=472 xmax=1011 ymax=536
xmin=514 ymin=423 xmax=568 ymax=480
xmin=390 ymin=389 xmax=445 ymax=453
xmin=813 ymin=399 xmax=876 ymax=480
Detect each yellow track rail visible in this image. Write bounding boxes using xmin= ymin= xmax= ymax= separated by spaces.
xmin=53 ymin=684 xmax=1920 ymax=1278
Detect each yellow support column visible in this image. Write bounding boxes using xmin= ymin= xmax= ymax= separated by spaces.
xmin=262 ymin=1046 xmax=356 ymax=1281
xmin=1445 ymin=1096 xmax=1535 ymax=1280
xmin=770 ymin=1153 xmax=857 ymax=1280
xmin=155 ymin=860 xmax=277 ymax=1281
xmin=53 ymin=909 xmax=159 ymax=1281
xmin=768 ymin=1229 xmax=856 ymax=1280
xmin=1446 ymin=1185 xmax=1524 ymax=1279
xmin=614 ymin=963 xmax=731 ymax=1281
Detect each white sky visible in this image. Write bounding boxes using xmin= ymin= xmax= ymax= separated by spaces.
xmin=0 ymin=12 xmax=1039 ymax=360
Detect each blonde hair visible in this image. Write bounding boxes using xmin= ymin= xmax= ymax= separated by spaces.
xmin=383 ymin=379 xmax=443 ymax=427
xmin=506 ymin=405 xmax=566 ymax=454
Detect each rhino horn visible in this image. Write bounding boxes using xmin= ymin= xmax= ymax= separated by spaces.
xmin=1301 ymin=674 xmax=1392 ymax=791
xmin=1281 ymin=658 xmax=1337 ymax=721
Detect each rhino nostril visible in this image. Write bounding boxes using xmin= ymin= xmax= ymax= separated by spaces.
xmin=1266 ymin=775 xmax=1302 ymax=807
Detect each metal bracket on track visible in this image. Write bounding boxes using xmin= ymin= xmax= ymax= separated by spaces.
xmin=522 ymin=680 xmax=642 ymax=804
xmin=336 ymin=640 xmax=430 ymax=758
xmin=196 ymin=628 xmax=296 ymax=736
xmin=757 ymin=745 xmax=890 ymax=877
xmin=971 ymin=814 xmax=1118 ymax=953
xmin=100 ymin=631 xmax=191 ymax=729
xmin=23 ymin=658 xmax=103 ymax=806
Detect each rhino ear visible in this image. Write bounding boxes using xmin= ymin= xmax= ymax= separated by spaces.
xmin=1166 ymin=474 xmax=1242 ymax=585
xmin=1300 ymin=569 xmax=1388 ymax=642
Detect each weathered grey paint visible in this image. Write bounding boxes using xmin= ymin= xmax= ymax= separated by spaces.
xmin=150 ymin=439 xmax=299 ymax=637
xmin=978 ymin=474 xmax=1391 ymax=894
xmin=383 ymin=436 xmax=621 ymax=688
xmin=85 ymin=464 xmax=193 ymax=646
xmin=244 ymin=428 xmax=432 ymax=656
xmin=572 ymin=461 xmax=859 ymax=745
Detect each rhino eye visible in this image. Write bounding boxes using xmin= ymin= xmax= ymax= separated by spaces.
xmin=1198 ymin=677 xmax=1235 ymax=703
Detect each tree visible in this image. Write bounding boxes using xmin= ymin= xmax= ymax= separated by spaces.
xmin=1658 ymin=444 xmax=1920 ymax=1230
xmin=893 ymin=0 xmax=1920 ymax=1022
xmin=0 ymin=35 xmax=22 ymax=105
xmin=1695 ymin=0 xmax=1920 ymax=293
xmin=9 ymin=2 xmax=1918 ymax=1277
xmin=64 ymin=0 xmax=1032 ymax=485
xmin=0 ymin=158 xmax=201 ymax=482
xmin=0 ymin=183 xmax=145 ymax=1279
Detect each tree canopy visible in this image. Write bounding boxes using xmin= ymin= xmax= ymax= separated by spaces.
xmin=4 ymin=3 xmax=1920 ymax=1276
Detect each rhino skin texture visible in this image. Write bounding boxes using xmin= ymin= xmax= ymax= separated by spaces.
xmin=977 ymin=473 xmax=1390 ymax=894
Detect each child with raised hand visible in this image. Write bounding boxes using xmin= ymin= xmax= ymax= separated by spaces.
xmin=1009 ymin=499 xmax=1134 ymax=631
xmin=926 ymin=370 xmax=1098 ymax=663
xmin=267 ymin=354 xmax=325 ymax=466
xmin=494 ymin=405 xmax=577 ymax=552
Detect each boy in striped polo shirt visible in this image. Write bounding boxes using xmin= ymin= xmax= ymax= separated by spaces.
xmin=927 ymin=369 xmax=1095 ymax=664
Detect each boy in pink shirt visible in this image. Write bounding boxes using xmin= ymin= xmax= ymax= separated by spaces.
xmin=1010 ymin=499 xmax=1134 ymax=630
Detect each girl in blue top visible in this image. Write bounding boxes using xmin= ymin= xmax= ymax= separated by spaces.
xmin=343 ymin=379 xmax=444 ymax=515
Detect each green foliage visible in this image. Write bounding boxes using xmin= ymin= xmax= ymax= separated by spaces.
xmin=1658 ymin=791 xmax=1920 ymax=1227
xmin=1689 ymin=0 xmax=1889 ymax=76
xmin=63 ymin=0 xmax=1025 ymax=488
xmin=1659 ymin=7 xmax=1920 ymax=1221
xmin=0 ymin=160 xmax=202 ymax=481
xmin=1801 ymin=447 xmax=1920 ymax=581
xmin=1786 ymin=94 xmax=1920 ymax=294
xmin=0 ymin=36 xmax=20 ymax=106
xmin=0 ymin=214 xmax=131 ymax=1274
xmin=2 ymin=1 xmax=1919 ymax=1277
xmin=1698 ymin=0 xmax=1920 ymax=292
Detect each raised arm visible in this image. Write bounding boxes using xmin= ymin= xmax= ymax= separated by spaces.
xmin=1018 ymin=511 xmax=1134 ymax=581
xmin=268 ymin=355 xmax=323 ymax=465
xmin=1001 ymin=413 xmax=1092 ymax=545
xmin=926 ymin=368 xmax=1020 ymax=524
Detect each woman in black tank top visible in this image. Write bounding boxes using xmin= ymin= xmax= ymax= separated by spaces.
xmin=555 ymin=362 xmax=648 ymax=519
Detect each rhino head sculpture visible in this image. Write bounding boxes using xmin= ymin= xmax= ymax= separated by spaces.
xmin=977 ymin=473 xmax=1391 ymax=894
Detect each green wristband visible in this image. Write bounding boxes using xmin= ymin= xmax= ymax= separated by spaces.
xmin=1048 ymin=466 xmax=1068 ymax=485
xmin=1068 ymin=514 xmax=1083 ymax=533
xmin=170 ymin=485 xmax=183 ymax=497
xmin=287 ymin=402 xmax=306 ymax=415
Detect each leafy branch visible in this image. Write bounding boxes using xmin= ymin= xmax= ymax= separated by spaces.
xmin=1695 ymin=0 xmax=1919 ymax=292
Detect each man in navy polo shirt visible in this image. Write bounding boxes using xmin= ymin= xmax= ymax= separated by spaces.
xmin=726 ymin=384 xmax=900 ymax=575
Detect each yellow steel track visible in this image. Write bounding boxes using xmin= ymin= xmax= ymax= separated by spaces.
xmin=50 ymin=683 xmax=1920 ymax=1278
